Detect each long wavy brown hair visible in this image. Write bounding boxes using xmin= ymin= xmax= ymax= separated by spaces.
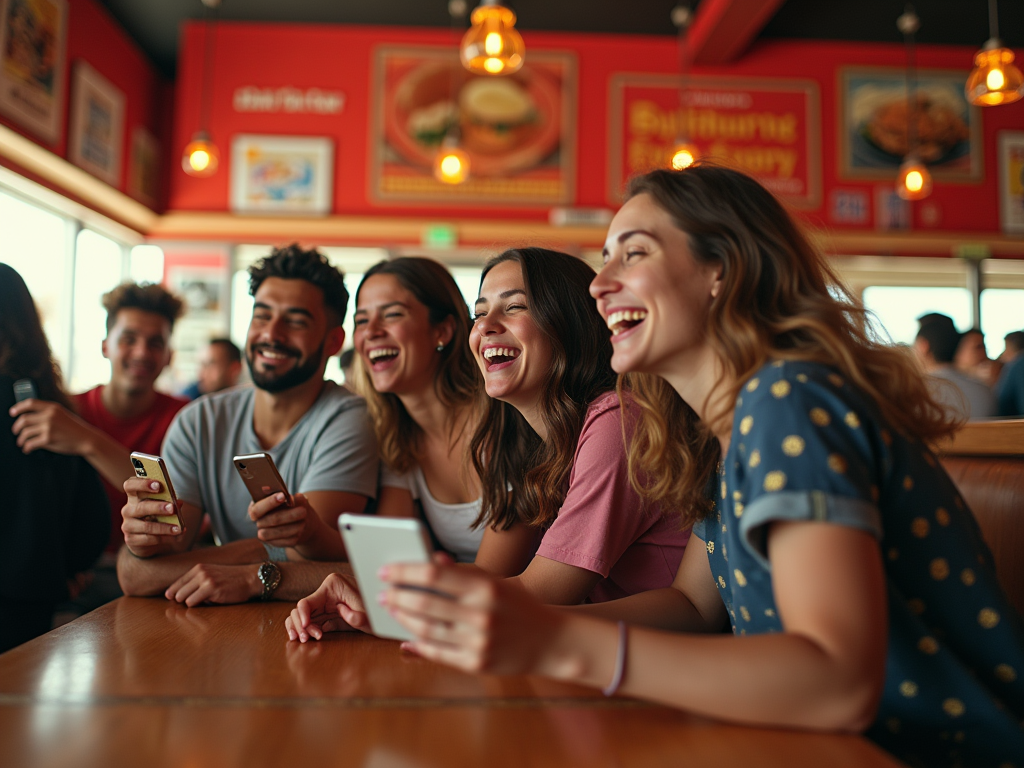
xmin=354 ymin=258 xmax=483 ymax=473
xmin=620 ymin=165 xmax=959 ymax=524
xmin=0 ymin=262 xmax=74 ymax=410
xmin=471 ymin=248 xmax=617 ymax=531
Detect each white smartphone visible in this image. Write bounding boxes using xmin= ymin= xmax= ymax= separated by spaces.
xmin=338 ymin=514 xmax=435 ymax=642
xmin=232 ymin=452 xmax=292 ymax=505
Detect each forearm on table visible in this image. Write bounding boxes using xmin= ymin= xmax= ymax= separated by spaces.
xmin=543 ymin=616 xmax=881 ymax=732
xmin=563 ymin=587 xmax=723 ymax=632
xmin=118 ymin=538 xmax=268 ymax=596
xmin=274 ymin=561 xmax=350 ymax=601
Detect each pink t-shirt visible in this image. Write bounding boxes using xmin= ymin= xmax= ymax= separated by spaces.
xmin=535 ymin=391 xmax=690 ymax=603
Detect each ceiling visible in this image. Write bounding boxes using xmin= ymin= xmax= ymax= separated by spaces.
xmin=97 ymin=0 xmax=1022 ymax=78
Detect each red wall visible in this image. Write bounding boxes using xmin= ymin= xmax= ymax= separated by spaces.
xmin=170 ymin=21 xmax=1024 ymax=235
xmin=0 ymin=0 xmax=171 ymax=209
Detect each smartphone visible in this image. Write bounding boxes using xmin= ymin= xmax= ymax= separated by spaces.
xmin=129 ymin=452 xmax=185 ymax=530
xmin=13 ymin=378 xmax=37 ymax=402
xmin=338 ymin=514 xmax=435 ymax=642
xmin=233 ymin=452 xmax=292 ymax=505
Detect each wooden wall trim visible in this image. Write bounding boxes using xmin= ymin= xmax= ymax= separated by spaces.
xmin=937 ymin=419 xmax=1024 ymax=457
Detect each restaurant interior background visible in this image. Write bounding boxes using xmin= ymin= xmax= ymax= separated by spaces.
xmin=1 ymin=0 xmax=1022 ymax=395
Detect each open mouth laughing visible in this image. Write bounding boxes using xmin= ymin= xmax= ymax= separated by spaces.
xmin=482 ymin=345 xmax=521 ymax=370
xmin=606 ymin=309 xmax=648 ymax=337
xmin=366 ymin=346 xmax=400 ymax=369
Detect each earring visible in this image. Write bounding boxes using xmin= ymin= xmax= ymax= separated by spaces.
xmin=436 ymin=343 xmax=445 ymax=352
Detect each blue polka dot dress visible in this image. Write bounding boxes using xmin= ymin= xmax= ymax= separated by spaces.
xmin=694 ymin=360 xmax=1024 ymax=768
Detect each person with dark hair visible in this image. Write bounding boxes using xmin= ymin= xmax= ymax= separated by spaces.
xmin=337 ymin=347 xmax=357 ymax=389
xmin=10 ymin=279 xmax=188 ymax=613
xmin=286 ymin=249 xmax=690 ymax=642
xmin=913 ymin=313 xmax=995 ymax=420
xmin=180 ymin=338 xmax=243 ymax=400
xmin=996 ymin=330 xmax=1024 ymax=417
xmin=954 ymin=327 xmax=1001 ymax=388
xmin=373 ymin=166 xmax=1024 ymax=767
xmin=1 ymin=263 xmax=109 ymax=651
xmin=117 ymin=244 xmax=378 ymax=606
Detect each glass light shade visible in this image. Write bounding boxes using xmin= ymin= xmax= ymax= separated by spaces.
xmin=434 ymin=143 xmax=470 ymax=184
xmin=669 ymin=141 xmax=699 ymax=170
xmin=896 ymin=156 xmax=933 ymax=200
xmin=965 ymin=44 xmax=1024 ymax=106
xmin=182 ymin=132 xmax=219 ymax=177
xmin=460 ymin=3 xmax=524 ymax=76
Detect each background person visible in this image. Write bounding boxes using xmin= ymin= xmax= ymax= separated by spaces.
xmin=954 ymin=327 xmax=1001 ymax=387
xmin=996 ymin=330 xmax=1024 ymax=417
xmin=116 ymin=244 xmax=379 ymax=606
xmin=373 ymin=166 xmax=1024 ymax=768
xmin=288 ymin=248 xmax=691 ymax=641
xmin=0 ymin=263 xmax=109 ymax=651
xmin=181 ymin=337 xmax=243 ymax=400
xmin=913 ymin=313 xmax=995 ymax=420
xmin=10 ymin=281 xmax=187 ymax=612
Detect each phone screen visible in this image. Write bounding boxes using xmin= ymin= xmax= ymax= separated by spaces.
xmin=338 ymin=514 xmax=434 ymax=642
xmin=13 ymin=379 xmax=37 ymax=402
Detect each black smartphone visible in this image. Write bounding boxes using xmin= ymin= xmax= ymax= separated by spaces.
xmin=13 ymin=379 xmax=37 ymax=402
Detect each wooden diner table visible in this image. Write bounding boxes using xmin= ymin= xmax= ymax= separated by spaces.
xmin=0 ymin=597 xmax=904 ymax=767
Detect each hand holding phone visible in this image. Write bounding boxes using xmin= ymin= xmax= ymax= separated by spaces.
xmin=129 ymin=452 xmax=185 ymax=530
xmin=233 ymin=453 xmax=291 ymax=505
xmin=338 ymin=514 xmax=434 ymax=641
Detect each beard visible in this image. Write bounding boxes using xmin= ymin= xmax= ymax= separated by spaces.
xmin=247 ymin=340 xmax=325 ymax=393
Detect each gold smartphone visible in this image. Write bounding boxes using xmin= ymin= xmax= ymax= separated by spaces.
xmin=129 ymin=452 xmax=185 ymax=530
xmin=232 ymin=452 xmax=292 ymax=505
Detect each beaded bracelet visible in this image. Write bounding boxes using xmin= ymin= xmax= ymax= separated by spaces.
xmin=602 ymin=621 xmax=628 ymax=697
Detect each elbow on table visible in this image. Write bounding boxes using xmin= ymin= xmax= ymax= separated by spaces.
xmin=808 ymin=675 xmax=885 ymax=735
xmin=116 ymin=550 xmax=162 ymax=597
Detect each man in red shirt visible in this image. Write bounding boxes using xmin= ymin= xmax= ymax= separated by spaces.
xmin=10 ymin=282 xmax=187 ymax=608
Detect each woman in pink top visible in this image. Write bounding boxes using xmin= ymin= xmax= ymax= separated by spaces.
xmin=466 ymin=247 xmax=689 ymax=604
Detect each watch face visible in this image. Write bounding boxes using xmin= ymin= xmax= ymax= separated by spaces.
xmin=259 ymin=562 xmax=281 ymax=596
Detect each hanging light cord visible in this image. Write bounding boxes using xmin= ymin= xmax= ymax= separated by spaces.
xmin=673 ymin=5 xmax=692 ymax=133
xmin=445 ymin=1 xmax=467 ymax=145
xmin=989 ymin=0 xmax=999 ymax=42
xmin=199 ymin=0 xmax=219 ymax=135
xmin=898 ymin=6 xmax=919 ymax=159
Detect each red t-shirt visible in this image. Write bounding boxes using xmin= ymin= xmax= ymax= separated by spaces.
xmin=74 ymin=386 xmax=188 ymax=552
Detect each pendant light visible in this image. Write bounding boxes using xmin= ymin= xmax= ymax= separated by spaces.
xmin=435 ymin=1 xmax=470 ymax=184
xmin=965 ymin=0 xmax=1023 ymax=106
xmin=460 ymin=0 xmax=524 ymax=76
xmin=668 ymin=4 xmax=698 ymax=170
xmin=182 ymin=0 xmax=221 ymax=177
xmin=895 ymin=7 xmax=932 ymax=201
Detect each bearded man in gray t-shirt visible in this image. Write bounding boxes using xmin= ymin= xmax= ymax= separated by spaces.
xmin=117 ymin=245 xmax=379 ymax=605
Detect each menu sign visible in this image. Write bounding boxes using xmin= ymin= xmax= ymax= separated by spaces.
xmin=609 ymin=74 xmax=821 ymax=208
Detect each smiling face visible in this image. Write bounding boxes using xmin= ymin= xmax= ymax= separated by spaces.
xmin=245 ymin=277 xmax=343 ymax=394
xmin=103 ymin=308 xmax=173 ymax=396
xmin=470 ymin=259 xmax=554 ymax=419
xmin=353 ymin=273 xmax=451 ymax=397
xmin=591 ymin=193 xmax=721 ymax=383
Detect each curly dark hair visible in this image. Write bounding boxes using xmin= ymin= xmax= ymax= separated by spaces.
xmin=248 ymin=244 xmax=349 ymax=326
xmin=102 ymin=282 xmax=184 ymax=333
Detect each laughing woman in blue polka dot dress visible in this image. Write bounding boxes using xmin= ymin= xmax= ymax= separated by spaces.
xmin=377 ymin=164 xmax=1024 ymax=767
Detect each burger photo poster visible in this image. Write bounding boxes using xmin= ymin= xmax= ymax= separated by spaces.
xmin=369 ymin=45 xmax=577 ymax=207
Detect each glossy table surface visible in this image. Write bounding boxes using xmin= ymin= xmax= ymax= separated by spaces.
xmin=0 ymin=598 xmax=904 ymax=767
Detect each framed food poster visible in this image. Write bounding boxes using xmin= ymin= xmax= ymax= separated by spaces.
xmin=230 ymin=134 xmax=334 ymax=214
xmin=68 ymin=61 xmax=125 ymax=186
xmin=0 ymin=0 xmax=68 ymax=144
xmin=999 ymin=131 xmax=1024 ymax=234
xmin=838 ymin=67 xmax=982 ymax=182
xmin=370 ymin=45 xmax=577 ymax=207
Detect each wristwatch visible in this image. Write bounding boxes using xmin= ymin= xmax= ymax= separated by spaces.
xmin=257 ymin=561 xmax=282 ymax=601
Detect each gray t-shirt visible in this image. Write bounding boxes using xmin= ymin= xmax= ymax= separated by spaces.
xmin=927 ymin=367 xmax=997 ymax=420
xmin=162 ymin=382 xmax=379 ymax=545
